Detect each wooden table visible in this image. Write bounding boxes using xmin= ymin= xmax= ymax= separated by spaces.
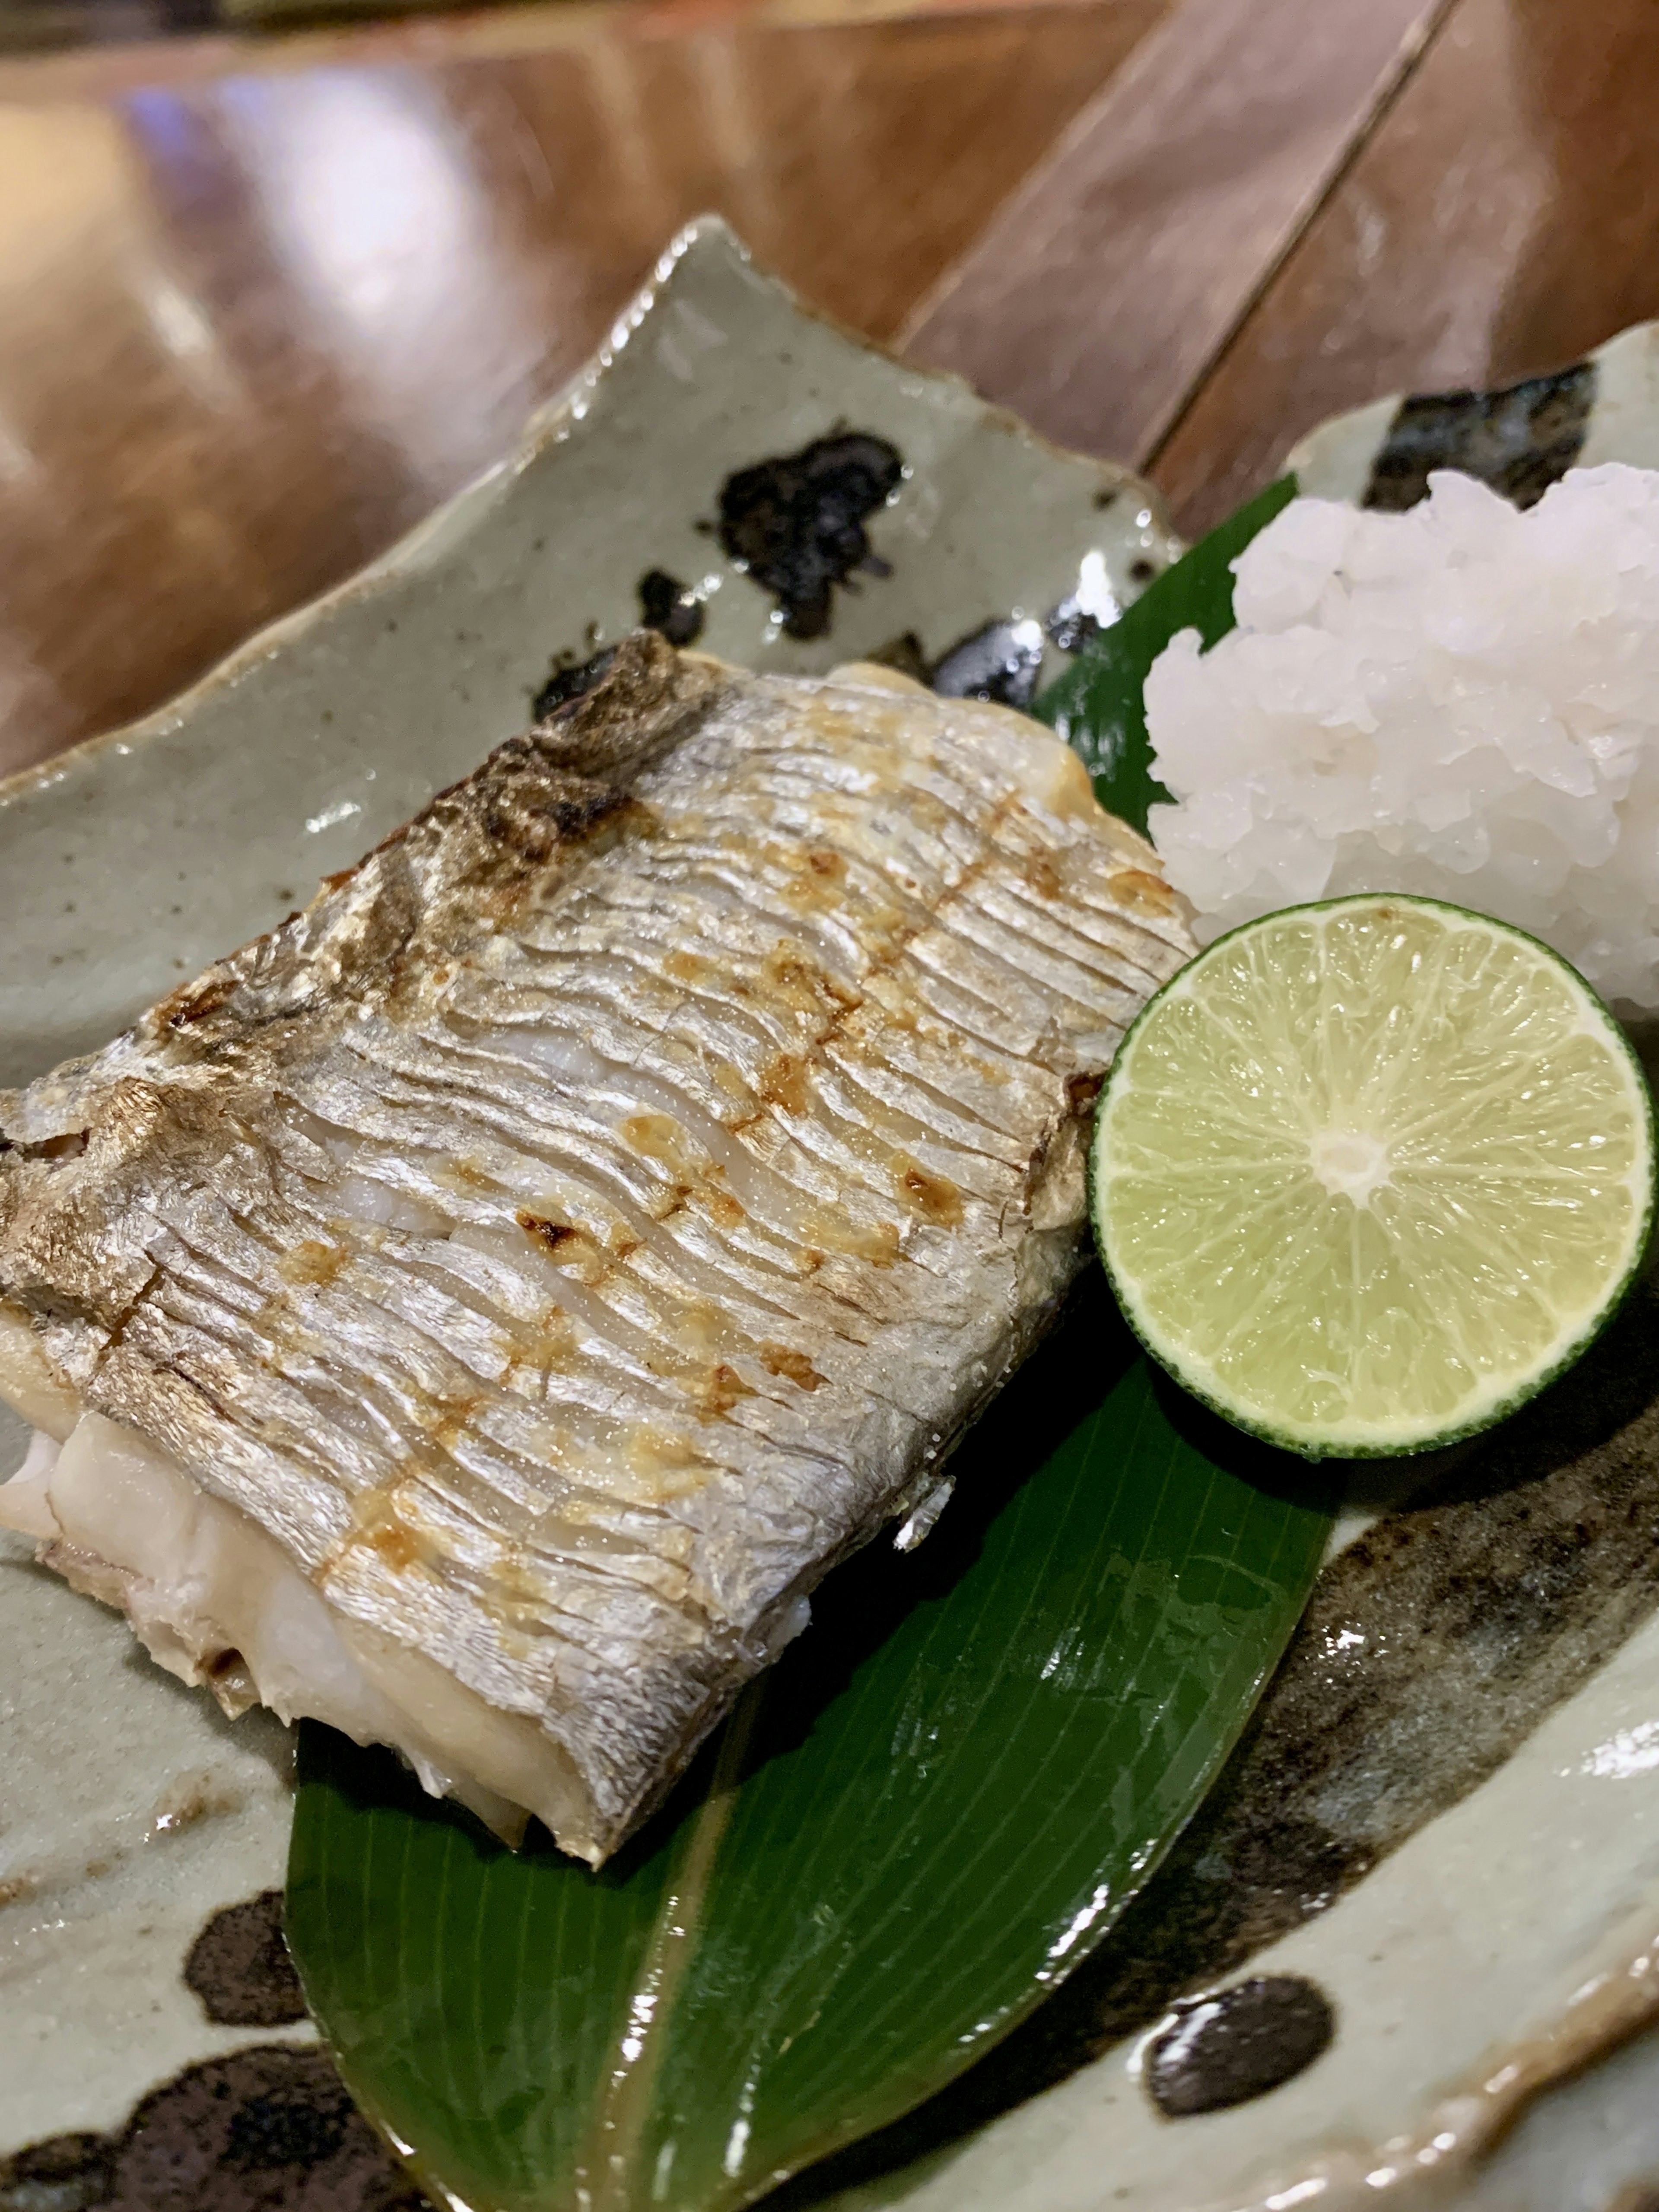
xmin=1 ymin=0 xmax=1658 ymax=780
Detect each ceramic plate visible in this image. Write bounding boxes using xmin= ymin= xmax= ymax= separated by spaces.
xmin=0 ymin=214 xmax=1176 ymax=2204
xmin=5 ymin=224 xmax=1659 ymax=2212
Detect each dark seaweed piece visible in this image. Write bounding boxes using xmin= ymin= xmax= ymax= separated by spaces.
xmin=531 ymin=645 xmax=617 ymax=722
xmin=637 ymin=570 xmax=705 ymax=648
xmin=184 ymin=1890 xmax=308 ymax=2027
xmin=929 ymin=617 xmax=1046 ymax=709
xmin=1364 ymin=362 xmax=1597 ymax=513
xmin=717 ymin=432 xmax=903 ymax=640
xmin=1145 ymin=1976 xmax=1335 ymax=2117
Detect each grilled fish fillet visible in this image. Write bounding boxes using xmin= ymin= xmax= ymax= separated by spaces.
xmin=0 ymin=634 xmax=1195 ymax=1864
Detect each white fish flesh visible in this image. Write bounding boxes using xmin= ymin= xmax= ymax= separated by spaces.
xmin=0 ymin=635 xmax=1195 ymax=1863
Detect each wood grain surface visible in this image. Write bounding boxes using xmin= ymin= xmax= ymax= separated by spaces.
xmin=1149 ymin=0 xmax=1659 ymax=534
xmin=4 ymin=0 xmax=1659 ymax=777
xmin=899 ymin=0 xmax=1451 ymax=466
xmin=0 ymin=0 xmax=1165 ymax=776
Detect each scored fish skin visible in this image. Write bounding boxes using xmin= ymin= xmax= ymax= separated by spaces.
xmin=0 ymin=632 xmax=1196 ymax=1865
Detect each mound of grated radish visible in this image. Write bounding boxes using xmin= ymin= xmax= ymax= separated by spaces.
xmin=1145 ymin=464 xmax=1659 ymax=1011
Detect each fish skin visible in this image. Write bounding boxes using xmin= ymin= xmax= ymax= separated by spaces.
xmin=0 ymin=633 xmax=1196 ymax=1862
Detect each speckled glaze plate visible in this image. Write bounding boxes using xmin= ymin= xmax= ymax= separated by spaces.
xmin=0 ymin=214 xmax=1176 ymax=2205
xmin=5 ymin=227 xmax=1659 ymax=2212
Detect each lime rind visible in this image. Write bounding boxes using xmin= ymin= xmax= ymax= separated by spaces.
xmin=1088 ymin=893 xmax=1658 ymax=1462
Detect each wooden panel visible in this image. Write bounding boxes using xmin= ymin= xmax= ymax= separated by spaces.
xmin=1151 ymin=0 xmax=1659 ymax=537
xmin=899 ymin=0 xmax=1450 ymax=468
xmin=0 ymin=0 xmax=1166 ymax=777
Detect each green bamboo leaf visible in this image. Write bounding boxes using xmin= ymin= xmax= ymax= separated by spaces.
xmin=1036 ymin=474 xmax=1298 ymax=833
xmin=287 ymin=1277 xmax=1330 ymax=2212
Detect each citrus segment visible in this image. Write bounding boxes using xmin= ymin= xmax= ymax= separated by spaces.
xmin=1089 ymin=896 xmax=1655 ymax=1458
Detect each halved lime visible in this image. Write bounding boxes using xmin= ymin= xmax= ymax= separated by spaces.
xmin=1090 ymin=895 xmax=1655 ymax=1459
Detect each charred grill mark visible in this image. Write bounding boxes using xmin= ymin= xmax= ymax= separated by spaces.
xmin=0 ymin=1128 xmax=87 ymax=1161
xmin=895 ymin=1162 xmax=965 ymax=1228
xmin=698 ymin=1176 xmax=745 ymax=1230
xmin=532 ymin=645 xmax=618 ymax=722
xmin=517 ymin=1210 xmax=581 ymax=1256
xmin=363 ymin=1520 xmax=427 ymax=1573
xmin=759 ymin=1344 xmax=824 ymax=1392
xmin=686 ymin=1362 xmax=753 ymax=1420
xmin=160 ymin=971 xmax=242 ymax=1032
xmin=1023 ymin=852 xmax=1062 ymax=901
xmin=278 ymin=1240 xmax=348 ymax=1289
xmin=759 ymin=1052 xmax=811 ymax=1116
xmin=479 ymin=774 xmax=640 ymax=871
xmin=1065 ymin=1072 xmax=1103 ymax=1117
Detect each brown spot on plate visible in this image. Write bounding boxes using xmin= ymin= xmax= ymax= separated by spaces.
xmin=184 ymin=1890 xmax=307 ymax=2028
xmin=716 ymin=431 xmax=903 ymax=641
xmin=863 ymin=631 xmax=931 ymax=684
xmin=636 ymin=569 xmax=705 ymax=648
xmin=0 ymin=2130 xmax=116 ymax=2212
xmin=63 ymin=2045 xmax=426 ymax=2211
xmin=148 ymin=1769 xmax=242 ymax=1840
xmin=1144 ymin=1975 xmax=1335 ymax=2117
xmin=929 ymin=616 xmax=1046 ymax=709
xmin=1363 ymin=361 xmax=1596 ymax=514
